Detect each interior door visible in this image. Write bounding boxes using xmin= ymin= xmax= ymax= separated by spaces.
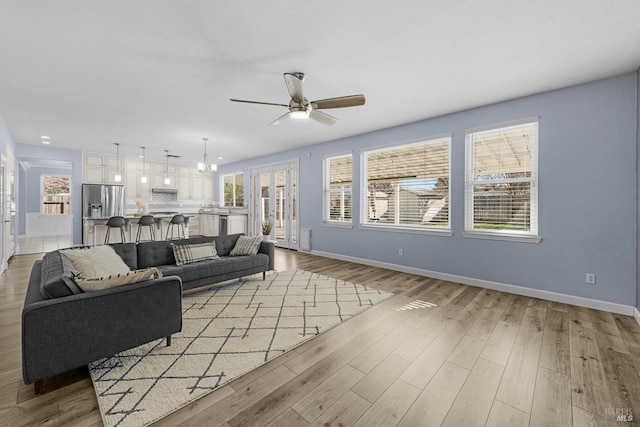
xmin=249 ymin=160 xmax=299 ymax=250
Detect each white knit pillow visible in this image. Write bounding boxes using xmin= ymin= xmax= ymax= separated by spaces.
xmin=74 ymin=267 xmax=161 ymax=292
xmin=60 ymin=245 xmax=130 ymax=278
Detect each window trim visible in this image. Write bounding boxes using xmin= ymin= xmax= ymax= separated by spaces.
xmin=359 ymin=134 xmax=452 ymax=232
xmin=220 ymin=171 xmax=244 ymax=207
xmin=323 ymin=151 xmax=353 ymax=225
xmin=464 ymin=117 xmax=539 ymax=241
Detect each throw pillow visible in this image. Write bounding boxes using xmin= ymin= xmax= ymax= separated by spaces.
xmin=172 ymin=241 xmax=218 ymax=266
xmin=74 ymin=267 xmax=162 ymax=292
xmin=60 ymin=245 xmax=130 ymax=278
xmin=230 ymin=235 xmax=262 ymax=256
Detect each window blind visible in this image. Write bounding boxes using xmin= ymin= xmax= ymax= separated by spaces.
xmin=362 ymin=137 xmax=450 ymax=229
xmin=465 ymin=121 xmax=538 ymax=235
xmin=325 ymin=154 xmax=352 ymax=222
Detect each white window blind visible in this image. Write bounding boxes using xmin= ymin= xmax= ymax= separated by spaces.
xmin=324 ymin=154 xmax=352 ymax=223
xmin=465 ymin=119 xmax=538 ymax=236
xmin=362 ymin=136 xmax=450 ymax=230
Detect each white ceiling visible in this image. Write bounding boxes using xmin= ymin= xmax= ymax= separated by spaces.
xmin=1 ymin=1 xmax=639 ymax=167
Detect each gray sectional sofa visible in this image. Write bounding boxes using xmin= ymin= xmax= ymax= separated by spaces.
xmin=22 ymin=233 xmax=274 ymax=394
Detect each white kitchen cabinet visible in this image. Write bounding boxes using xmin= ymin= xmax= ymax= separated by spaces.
xmin=203 ymin=174 xmax=214 ymax=200
xmin=228 ymin=215 xmax=247 ymax=235
xmin=178 ymin=176 xmax=190 ymax=198
xmin=191 ymin=175 xmax=203 ymax=200
xmin=200 ymin=214 xmax=219 ymax=236
xmin=84 ymin=166 xmax=105 ymax=183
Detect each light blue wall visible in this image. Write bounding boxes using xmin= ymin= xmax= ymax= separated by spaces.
xmin=24 ymin=167 xmax=72 ymax=212
xmin=15 ymin=144 xmax=83 ymax=245
xmin=220 ymin=72 xmax=639 ymax=308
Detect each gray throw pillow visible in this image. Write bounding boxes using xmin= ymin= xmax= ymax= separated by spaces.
xmin=230 ymin=235 xmax=262 ymax=256
xmin=172 ymin=242 xmax=218 ymax=266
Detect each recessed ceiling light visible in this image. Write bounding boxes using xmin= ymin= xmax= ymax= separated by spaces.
xmin=40 ymin=135 xmax=50 ymax=139
xmin=218 ymin=156 xmax=223 ymax=160
xmin=41 ymin=140 xmax=50 ymax=144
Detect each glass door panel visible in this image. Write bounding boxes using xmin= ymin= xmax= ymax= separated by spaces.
xmin=260 ymin=172 xmax=271 ymax=234
xmin=274 ymin=170 xmax=286 ymax=242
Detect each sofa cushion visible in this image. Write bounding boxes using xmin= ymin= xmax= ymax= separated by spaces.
xmin=40 ymin=251 xmax=83 ymax=299
xmin=179 ymin=254 xmax=269 ymax=283
xmin=74 ymin=267 xmax=162 ymax=292
xmin=110 ymin=243 xmax=138 ymax=270
xmin=60 ymin=245 xmax=130 ymax=278
xmin=172 ymin=241 xmax=218 ymax=266
xmin=137 ymin=236 xmax=217 ymax=269
xmin=156 ymin=264 xmax=184 ymax=278
xmin=230 ymin=235 xmax=262 ymax=256
xmin=213 ymin=234 xmax=242 ymax=256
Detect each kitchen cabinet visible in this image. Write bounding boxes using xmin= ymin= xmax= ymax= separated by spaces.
xmin=188 ymin=215 xmax=200 ymax=236
xmin=191 ymin=175 xmax=203 ymax=200
xmin=84 ymin=153 xmax=124 ymax=184
xmin=228 ymin=215 xmax=247 ymax=235
xmin=152 ymin=163 xmax=177 ymax=188
xmin=200 ymin=214 xmax=219 ymax=236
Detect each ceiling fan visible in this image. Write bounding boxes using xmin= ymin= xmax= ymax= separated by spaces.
xmin=230 ymin=72 xmax=365 ymax=126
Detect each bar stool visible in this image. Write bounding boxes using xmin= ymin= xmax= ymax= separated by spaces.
xmin=166 ymin=214 xmax=186 ymax=240
xmin=104 ymin=216 xmax=127 ymax=244
xmin=136 ymin=215 xmax=156 ymax=242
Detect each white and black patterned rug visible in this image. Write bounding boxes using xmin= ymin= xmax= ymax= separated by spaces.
xmin=89 ymin=269 xmax=393 ymax=427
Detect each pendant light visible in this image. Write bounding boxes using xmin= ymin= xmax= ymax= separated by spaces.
xmin=197 ymin=138 xmax=217 ymax=173
xmin=140 ymin=146 xmax=148 ymax=183
xmin=114 ymin=142 xmax=122 ymax=182
xmin=164 ymin=150 xmax=171 ymax=185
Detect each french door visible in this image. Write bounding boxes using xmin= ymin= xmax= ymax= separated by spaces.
xmin=249 ymin=160 xmax=298 ymax=250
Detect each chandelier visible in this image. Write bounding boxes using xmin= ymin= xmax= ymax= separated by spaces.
xmin=197 ymin=138 xmax=217 ymax=173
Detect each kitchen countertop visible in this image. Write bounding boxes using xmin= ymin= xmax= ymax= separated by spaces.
xmin=83 ymin=214 xmax=194 ymax=220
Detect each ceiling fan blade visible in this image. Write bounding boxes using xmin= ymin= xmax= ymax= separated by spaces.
xmin=284 ymin=72 xmax=304 ymax=102
xmin=311 ymin=94 xmax=366 ymax=109
xmin=230 ymin=98 xmax=289 ymax=107
xmin=269 ymin=112 xmax=291 ymax=126
xmin=309 ymin=109 xmax=338 ymax=126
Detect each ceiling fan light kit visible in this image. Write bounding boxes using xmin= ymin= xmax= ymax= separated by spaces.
xmin=231 ymin=72 xmax=365 ymax=126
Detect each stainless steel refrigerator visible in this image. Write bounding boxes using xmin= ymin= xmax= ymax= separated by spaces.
xmin=82 ymin=184 xmax=126 ymax=219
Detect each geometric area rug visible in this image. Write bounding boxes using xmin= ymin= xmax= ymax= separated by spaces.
xmin=89 ymin=269 xmax=393 ymax=427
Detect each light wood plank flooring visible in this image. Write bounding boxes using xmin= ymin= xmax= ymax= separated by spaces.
xmin=1 ymin=249 xmax=639 ymax=426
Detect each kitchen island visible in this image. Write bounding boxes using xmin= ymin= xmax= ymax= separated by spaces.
xmin=82 ymin=214 xmax=194 ymax=245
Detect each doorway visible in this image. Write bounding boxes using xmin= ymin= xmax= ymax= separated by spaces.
xmin=249 ymin=160 xmax=299 ymax=250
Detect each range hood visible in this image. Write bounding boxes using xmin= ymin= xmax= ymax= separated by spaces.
xmin=152 ymin=187 xmax=178 ymax=194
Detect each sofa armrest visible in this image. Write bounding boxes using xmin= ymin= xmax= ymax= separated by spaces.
xmin=22 ymin=276 xmax=183 ymax=385
xmin=259 ymin=240 xmax=275 ymax=271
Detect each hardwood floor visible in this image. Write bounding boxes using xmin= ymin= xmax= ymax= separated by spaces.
xmin=1 ymin=249 xmax=639 ymax=426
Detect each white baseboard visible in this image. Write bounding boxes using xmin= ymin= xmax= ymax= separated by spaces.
xmin=310 ymin=249 xmax=636 ymax=317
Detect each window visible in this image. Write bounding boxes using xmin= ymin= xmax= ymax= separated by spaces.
xmin=324 ymin=154 xmax=352 ymax=223
xmin=362 ymin=136 xmax=450 ymax=230
xmin=465 ymin=119 xmax=538 ymax=238
xmin=42 ymin=175 xmax=70 ymax=215
xmin=222 ymin=173 xmax=244 ymax=207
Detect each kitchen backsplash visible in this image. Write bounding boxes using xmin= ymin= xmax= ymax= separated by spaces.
xmin=126 ymin=201 xmax=209 ymax=215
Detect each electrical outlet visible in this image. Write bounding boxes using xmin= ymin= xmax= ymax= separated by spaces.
xmin=398 ymin=249 xmax=403 ymax=256
xmin=586 ymin=273 xmax=596 ymax=285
